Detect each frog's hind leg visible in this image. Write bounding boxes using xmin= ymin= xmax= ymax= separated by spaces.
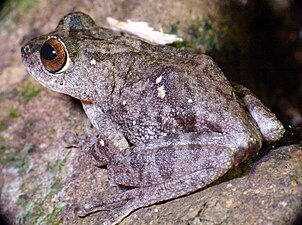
xmin=77 ymin=142 xmax=235 ymax=224
xmin=232 ymin=83 xmax=285 ymax=142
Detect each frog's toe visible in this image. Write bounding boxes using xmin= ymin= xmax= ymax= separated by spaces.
xmin=255 ymin=115 xmax=285 ymax=142
xmin=76 ymin=202 xmax=130 ymax=224
xmin=76 ymin=203 xmax=92 ymax=217
xmin=62 ymin=131 xmax=81 ymax=148
xmin=76 ymin=202 xmax=107 ymax=217
xmin=232 ymin=84 xmax=285 ymax=142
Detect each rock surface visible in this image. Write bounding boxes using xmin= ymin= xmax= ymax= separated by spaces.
xmin=1 ymin=0 xmax=302 ymax=224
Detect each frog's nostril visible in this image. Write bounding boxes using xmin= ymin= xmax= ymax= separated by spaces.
xmin=22 ymin=44 xmax=32 ymax=54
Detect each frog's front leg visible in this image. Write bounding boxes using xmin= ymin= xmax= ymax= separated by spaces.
xmin=232 ymin=84 xmax=285 ymax=142
xmin=81 ymin=102 xmax=129 ymax=166
xmin=77 ymin=131 xmax=258 ymax=224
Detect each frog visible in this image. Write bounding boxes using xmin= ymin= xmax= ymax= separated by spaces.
xmin=21 ymin=12 xmax=285 ymax=224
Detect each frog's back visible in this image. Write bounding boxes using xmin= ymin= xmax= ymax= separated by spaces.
xmin=106 ymin=49 xmax=250 ymax=145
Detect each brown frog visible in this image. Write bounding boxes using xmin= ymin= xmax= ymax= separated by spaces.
xmin=21 ymin=12 xmax=285 ymax=224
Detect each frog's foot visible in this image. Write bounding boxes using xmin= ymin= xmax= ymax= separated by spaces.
xmin=232 ymin=83 xmax=285 ymax=142
xmin=77 ymin=206 xmax=127 ymax=225
xmin=83 ymin=134 xmax=107 ymax=167
xmin=62 ymin=131 xmax=83 ymax=148
xmin=84 ymin=133 xmax=123 ymax=167
xmin=77 ymin=202 xmax=106 ymax=218
xmin=76 ymin=195 xmax=131 ymax=217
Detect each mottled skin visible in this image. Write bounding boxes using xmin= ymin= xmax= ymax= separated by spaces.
xmin=21 ymin=12 xmax=285 ymax=224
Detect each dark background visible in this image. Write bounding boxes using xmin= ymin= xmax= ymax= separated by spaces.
xmin=215 ymin=0 xmax=302 ymax=126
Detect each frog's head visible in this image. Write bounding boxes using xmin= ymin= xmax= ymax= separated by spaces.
xmin=21 ymin=12 xmax=115 ymax=102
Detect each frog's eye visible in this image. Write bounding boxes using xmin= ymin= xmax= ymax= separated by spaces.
xmin=40 ymin=37 xmax=70 ymax=73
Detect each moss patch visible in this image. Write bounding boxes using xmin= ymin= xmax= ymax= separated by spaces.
xmin=0 ymin=0 xmax=37 ymax=21
xmin=7 ymin=107 xmax=19 ymax=118
xmin=47 ymin=150 xmax=71 ymax=174
xmin=16 ymin=182 xmax=64 ymax=225
xmin=166 ymin=3 xmax=238 ymax=59
xmin=187 ymin=17 xmax=234 ymax=53
xmin=16 ymin=200 xmax=63 ymax=225
xmin=20 ymin=79 xmax=41 ymax=103
xmin=0 ymin=144 xmax=36 ymax=175
xmin=15 ymin=150 xmax=71 ymax=224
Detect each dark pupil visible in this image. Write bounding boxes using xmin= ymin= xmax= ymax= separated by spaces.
xmin=41 ymin=43 xmax=57 ymax=60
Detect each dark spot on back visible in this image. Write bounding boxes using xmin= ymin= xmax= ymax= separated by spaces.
xmin=155 ymin=148 xmax=176 ymax=179
xmin=204 ymin=120 xmax=223 ymax=133
xmin=130 ymin=152 xmax=145 ymax=181
xmin=175 ymin=113 xmax=197 ymax=132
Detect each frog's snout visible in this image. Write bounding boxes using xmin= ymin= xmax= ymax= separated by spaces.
xmin=21 ymin=44 xmax=36 ymax=67
xmin=21 ymin=44 xmax=33 ymax=57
